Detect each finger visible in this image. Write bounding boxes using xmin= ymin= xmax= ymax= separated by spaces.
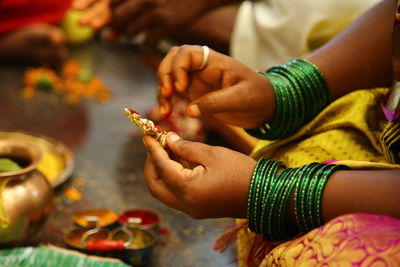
xmin=184 ymin=75 xmax=213 ymax=101
xmin=143 ymin=136 xmax=191 ymax=190
xmin=72 ymin=0 xmax=97 ymax=10
xmin=169 ymin=46 xmax=194 ymax=93
xmin=157 ymin=47 xmax=179 ymax=88
xmin=186 ymin=84 xmax=249 ymax=117
xmin=160 ymin=76 xmax=174 ymax=99
xmin=110 ymin=0 xmax=155 ymax=30
xmin=166 ymin=45 xmax=208 ymax=93
xmin=144 ymin=155 xmax=182 ymax=209
xmin=79 ymin=2 xmax=111 ymax=29
xmin=157 ymin=47 xmax=180 ymax=116
xmin=157 ymin=86 xmax=173 ymax=118
xmin=166 ymin=132 xmax=212 ymax=166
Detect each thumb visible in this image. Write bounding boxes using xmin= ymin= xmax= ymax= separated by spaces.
xmin=186 ymin=85 xmax=245 ymax=117
xmin=167 ymin=132 xmax=211 ymax=165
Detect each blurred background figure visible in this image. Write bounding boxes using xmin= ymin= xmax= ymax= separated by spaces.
xmin=109 ymin=0 xmax=381 ymax=69
xmin=0 ymin=0 xmax=381 ymax=69
xmin=0 ymin=0 xmax=110 ymax=66
xmin=107 ymin=0 xmax=382 ymax=146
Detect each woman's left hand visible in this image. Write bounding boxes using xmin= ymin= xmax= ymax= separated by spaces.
xmin=143 ymin=132 xmax=256 ymax=219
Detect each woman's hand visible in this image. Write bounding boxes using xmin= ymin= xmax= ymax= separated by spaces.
xmin=157 ymin=45 xmax=276 ymax=129
xmin=72 ymin=0 xmax=111 ymax=29
xmin=143 ymin=132 xmax=256 ymax=219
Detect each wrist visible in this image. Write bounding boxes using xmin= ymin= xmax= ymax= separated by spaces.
xmin=245 ymin=59 xmax=330 ymax=140
xmin=229 ymin=158 xmax=257 ymax=218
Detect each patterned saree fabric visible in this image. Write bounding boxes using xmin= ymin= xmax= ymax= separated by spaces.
xmin=250 ymin=88 xmax=390 ymax=166
xmin=263 ymin=213 xmax=400 ymax=266
xmin=237 ymin=88 xmax=400 ymax=266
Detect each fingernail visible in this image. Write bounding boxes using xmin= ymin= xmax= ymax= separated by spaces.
xmin=187 ymin=104 xmax=201 ymax=117
xmin=168 ymin=132 xmax=181 ymax=143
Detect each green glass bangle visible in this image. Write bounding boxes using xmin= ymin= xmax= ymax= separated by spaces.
xmin=269 ymin=168 xmax=290 ymax=240
xmin=260 ymin=160 xmax=282 ymax=238
xmin=269 ymin=66 xmax=305 ymax=134
xmin=263 ymin=167 xmax=292 ymax=240
xmin=252 ymin=158 xmax=272 ymax=233
xmin=247 ymin=158 xmax=266 ymax=232
xmin=294 ymin=163 xmax=320 ymax=233
xmin=246 ymin=59 xmax=330 ymax=140
xmin=304 ymin=164 xmax=330 ymax=230
xmin=249 ymin=160 xmax=350 ymax=241
xmin=247 ymin=72 xmax=287 ymax=139
xmin=313 ymin=164 xmax=350 ymax=227
xmin=275 ymin=167 xmax=302 ymax=240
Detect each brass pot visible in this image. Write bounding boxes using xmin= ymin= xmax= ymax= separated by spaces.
xmin=0 ymin=140 xmax=53 ymax=246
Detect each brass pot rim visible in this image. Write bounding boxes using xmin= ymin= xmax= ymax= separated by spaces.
xmin=0 ymin=140 xmax=42 ymax=177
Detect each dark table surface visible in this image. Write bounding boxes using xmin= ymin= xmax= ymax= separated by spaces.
xmin=0 ymin=41 xmax=237 ymax=267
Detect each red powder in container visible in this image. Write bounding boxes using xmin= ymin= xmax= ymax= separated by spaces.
xmin=119 ymin=209 xmax=159 ymax=228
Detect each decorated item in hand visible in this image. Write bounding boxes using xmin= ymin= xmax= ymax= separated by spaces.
xmin=23 ymin=60 xmax=111 ymax=104
xmin=124 ymin=108 xmax=168 ymax=148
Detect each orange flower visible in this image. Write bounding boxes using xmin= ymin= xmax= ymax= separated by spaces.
xmin=62 ymin=60 xmax=81 ymax=80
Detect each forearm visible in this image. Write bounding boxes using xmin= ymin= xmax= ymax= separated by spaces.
xmin=307 ymin=0 xmax=396 ymax=99
xmin=285 ymin=169 xmax=400 ymax=229
xmin=322 ymin=169 xmax=400 ymax=222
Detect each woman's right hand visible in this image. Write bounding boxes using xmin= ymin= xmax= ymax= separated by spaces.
xmin=157 ymin=45 xmax=276 ymax=129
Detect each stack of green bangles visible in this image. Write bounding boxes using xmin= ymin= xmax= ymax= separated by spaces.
xmin=247 ymin=158 xmax=350 ymax=241
xmin=246 ymin=58 xmax=330 ymax=140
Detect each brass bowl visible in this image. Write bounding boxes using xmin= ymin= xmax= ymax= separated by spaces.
xmin=0 ymin=140 xmax=54 ymax=246
xmin=0 ymin=131 xmax=74 ymax=187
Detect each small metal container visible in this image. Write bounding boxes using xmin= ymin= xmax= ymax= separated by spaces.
xmin=65 ymin=216 xmax=110 ymax=253
xmin=65 ymin=216 xmax=157 ymax=266
xmin=119 ymin=209 xmax=160 ymax=233
xmin=108 ymin=218 xmax=157 ymax=266
xmin=0 ymin=140 xmax=53 ymax=246
xmin=73 ymin=209 xmax=119 ymax=228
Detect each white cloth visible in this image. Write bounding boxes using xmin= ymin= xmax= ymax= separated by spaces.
xmin=231 ymin=0 xmax=382 ymax=70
